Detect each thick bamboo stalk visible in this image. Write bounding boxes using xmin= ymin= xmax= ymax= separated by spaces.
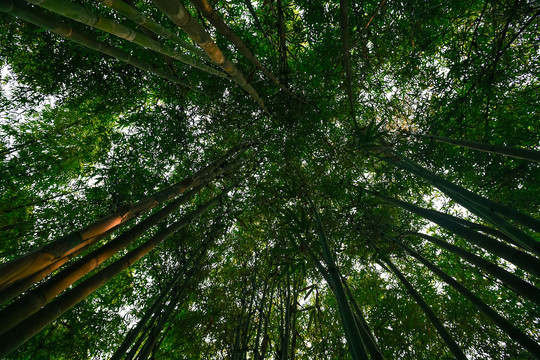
xmin=414 ymin=133 xmax=540 ymax=163
xmin=0 ymin=183 xmax=206 ymax=335
xmin=151 ymin=0 xmax=268 ymax=113
xmin=426 ymin=209 xmax=519 ymax=248
xmin=0 ymin=143 xmax=238 ymax=288
xmin=379 ymin=255 xmax=467 ymax=360
xmin=415 ymin=232 xmax=540 ymax=306
xmin=0 ymin=232 xmax=107 ymax=306
xmin=438 ymin=184 xmax=540 ymax=255
xmin=26 ymin=0 xmax=226 ymax=78
xmin=309 ymin=200 xmax=369 ymax=360
xmin=367 ymin=190 xmax=540 ymax=278
xmin=394 ymin=239 xmax=540 ymax=356
xmin=385 ymin=153 xmax=537 ymax=252
xmin=99 ymin=0 xmax=208 ymax=60
xmin=0 ymin=0 xmax=202 ymax=92
xmin=0 ymin=192 xmax=227 ymax=357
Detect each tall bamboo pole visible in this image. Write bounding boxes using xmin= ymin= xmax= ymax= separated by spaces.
xmin=393 ymin=238 xmax=540 ymax=356
xmin=0 ymin=191 xmax=229 ymax=357
xmin=26 ymin=0 xmax=226 ymax=78
xmin=309 ymin=199 xmax=369 ymax=360
xmin=0 ymin=143 xmax=239 ymax=289
xmin=0 ymin=0 xmax=201 ymax=93
xmin=151 ymin=0 xmax=268 ymax=113
xmin=0 ymin=182 xmax=209 ymax=335
xmin=388 ymin=151 xmax=540 ymax=239
xmin=412 ymin=133 xmax=540 ymax=163
xmin=365 ymin=189 xmax=540 ymax=278
xmin=99 ymin=0 xmax=208 ymax=59
xmin=414 ymin=232 xmax=540 ymax=306
xmin=378 ymin=255 xmax=467 ymax=360
xmin=188 ymin=0 xmax=303 ymax=104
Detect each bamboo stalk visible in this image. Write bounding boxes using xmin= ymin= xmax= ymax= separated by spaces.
xmin=0 ymin=191 xmax=228 ymax=357
xmin=188 ymin=0 xmax=304 ymax=104
xmin=26 ymin=0 xmax=226 ymax=78
xmin=0 ymin=142 xmax=239 ymax=289
xmin=309 ymin=199 xmax=369 ymax=360
xmin=367 ymin=190 xmax=540 ymax=278
xmin=413 ymin=133 xmax=540 ymax=163
xmin=341 ymin=276 xmax=385 ymax=360
xmin=379 ymin=255 xmax=467 ymax=360
xmin=0 ymin=183 xmax=206 ymax=335
xmin=113 ymin=222 xmax=221 ymax=359
xmin=151 ymin=0 xmax=268 ymax=113
xmin=415 ymin=232 xmax=540 ymax=306
xmin=99 ymin=0 xmax=208 ymax=60
xmin=389 ymin=151 xmax=540 ymax=237
xmin=394 ymin=239 xmax=540 ymax=356
xmin=0 ymin=0 xmax=202 ymax=92
xmin=339 ymin=0 xmax=357 ymax=130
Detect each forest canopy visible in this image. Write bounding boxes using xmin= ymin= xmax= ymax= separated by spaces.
xmin=0 ymin=0 xmax=539 ymax=358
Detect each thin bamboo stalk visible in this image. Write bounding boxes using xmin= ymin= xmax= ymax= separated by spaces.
xmin=367 ymin=190 xmax=540 ymax=278
xmin=26 ymin=0 xmax=226 ymax=78
xmin=413 ymin=133 xmax=540 ymax=163
xmin=379 ymin=255 xmax=467 ymax=360
xmin=99 ymin=0 xmax=209 ymax=59
xmin=339 ymin=0 xmax=356 ymax=125
xmin=394 ymin=239 xmax=540 ymax=356
xmin=151 ymin=0 xmax=268 ymax=113
xmin=415 ymin=232 xmax=540 ymax=306
xmin=0 ymin=191 xmax=228 ymax=357
xmin=309 ymin=199 xmax=369 ymax=360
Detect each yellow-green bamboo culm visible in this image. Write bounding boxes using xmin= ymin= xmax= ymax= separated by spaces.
xmin=0 ymin=0 xmax=200 ymax=96
xmin=99 ymin=0 xmax=209 ymax=60
xmin=0 ymin=192 xmax=228 ymax=358
xmin=189 ymin=0 xmax=280 ymax=86
xmin=152 ymin=0 xmax=268 ymax=113
xmin=25 ymin=0 xmax=226 ymax=78
xmin=0 ymin=143 xmax=237 ymax=289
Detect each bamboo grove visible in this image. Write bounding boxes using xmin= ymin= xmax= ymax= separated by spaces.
xmin=0 ymin=0 xmax=539 ymax=358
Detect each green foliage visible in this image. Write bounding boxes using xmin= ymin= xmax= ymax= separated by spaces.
xmin=1 ymin=0 xmax=539 ymax=358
